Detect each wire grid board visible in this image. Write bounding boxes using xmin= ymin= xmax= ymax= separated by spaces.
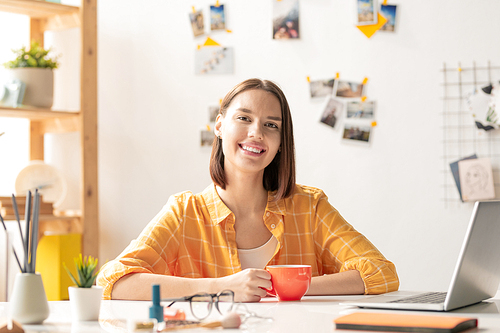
xmin=441 ymin=61 xmax=500 ymax=207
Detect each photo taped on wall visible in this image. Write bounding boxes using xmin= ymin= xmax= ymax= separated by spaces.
xmin=356 ymin=0 xmax=378 ymax=26
xmin=189 ymin=9 xmax=205 ymax=37
xmin=200 ymin=129 xmax=215 ymax=147
xmin=342 ymin=123 xmax=372 ymax=144
xmin=210 ymin=4 xmax=226 ymax=31
xmin=346 ymin=100 xmax=376 ymax=119
xmin=336 ymin=81 xmax=364 ymax=98
xmin=380 ymin=4 xmax=397 ymax=32
xmin=195 ymin=46 xmax=234 ymax=75
xmin=309 ymin=78 xmax=335 ymax=98
xmin=208 ymin=105 xmax=219 ymax=122
xmin=320 ymin=97 xmax=344 ymax=129
xmin=273 ymin=0 xmax=300 ymax=39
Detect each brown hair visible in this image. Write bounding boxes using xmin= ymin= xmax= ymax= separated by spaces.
xmin=210 ymin=78 xmax=296 ymax=200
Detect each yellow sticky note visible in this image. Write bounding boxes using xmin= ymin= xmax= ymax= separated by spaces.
xmin=203 ymin=37 xmax=221 ymax=46
xmin=356 ymin=13 xmax=388 ymax=38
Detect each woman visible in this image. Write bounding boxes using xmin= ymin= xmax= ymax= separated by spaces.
xmin=97 ymin=78 xmax=399 ymax=302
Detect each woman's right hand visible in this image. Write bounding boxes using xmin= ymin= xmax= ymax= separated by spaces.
xmin=218 ymin=269 xmax=272 ymax=302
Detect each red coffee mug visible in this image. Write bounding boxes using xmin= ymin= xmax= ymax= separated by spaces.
xmin=266 ymin=265 xmax=312 ymax=301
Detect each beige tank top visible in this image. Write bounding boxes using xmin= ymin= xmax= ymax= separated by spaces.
xmin=238 ymin=235 xmax=278 ymax=269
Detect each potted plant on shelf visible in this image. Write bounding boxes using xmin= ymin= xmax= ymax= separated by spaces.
xmin=64 ymin=254 xmax=103 ymax=321
xmin=2 ymin=40 xmax=59 ymax=108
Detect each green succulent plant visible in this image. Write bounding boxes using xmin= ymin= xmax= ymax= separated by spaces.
xmin=64 ymin=254 xmax=100 ymax=288
xmin=3 ymin=40 xmax=59 ymax=69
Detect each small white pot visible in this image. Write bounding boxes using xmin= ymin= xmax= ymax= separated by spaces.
xmin=10 ymin=273 xmax=50 ymax=324
xmin=3 ymin=67 xmax=54 ymax=108
xmin=68 ymin=286 xmax=103 ymax=321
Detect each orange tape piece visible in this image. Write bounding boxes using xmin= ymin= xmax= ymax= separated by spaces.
xmin=192 ymin=6 xmax=196 ymax=13
xmin=336 ymin=72 xmax=340 ymax=79
xmin=306 ymin=76 xmax=311 ymax=83
xmin=371 ymin=121 xmax=377 ymax=127
xmin=361 ymin=96 xmax=367 ymax=102
xmin=215 ymin=0 xmax=220 ymax=7
xmin=362 ymin=77 xmax=369 ymax=85
xmin=226 ymin=29 xmax=232 ymax=33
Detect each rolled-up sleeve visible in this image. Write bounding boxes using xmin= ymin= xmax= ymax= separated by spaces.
xmin=342 ymin=256 xmax=399 ymax=294
xmin=97 ymin=196 xmax=182 ymax=299
xmin=315 ymin=193 xmax=399 ymax=294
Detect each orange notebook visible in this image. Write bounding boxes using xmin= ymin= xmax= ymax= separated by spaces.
xmin=334 ymin=312 xmax=477 ymax=333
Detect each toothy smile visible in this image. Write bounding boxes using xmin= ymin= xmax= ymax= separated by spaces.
xmin=240 ymin=144 xmax=265 ymax=154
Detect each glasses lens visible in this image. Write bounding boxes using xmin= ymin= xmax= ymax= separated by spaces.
xmin=216 ymin=290 xmax=234 ymax=315
xmin=190 ymin=294 xmax=212 ymax=320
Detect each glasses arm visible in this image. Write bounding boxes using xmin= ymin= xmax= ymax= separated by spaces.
xmin=161 ymin=296 xmax=192 ymax=307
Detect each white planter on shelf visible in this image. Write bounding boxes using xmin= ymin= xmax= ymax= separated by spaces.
xmin=3 ymin=67 xmax=54 ymax=108
xmin=10 ymin=273 xmax=50 ymax=324
xmin=68 ymin=286 xmax=103 ymax=321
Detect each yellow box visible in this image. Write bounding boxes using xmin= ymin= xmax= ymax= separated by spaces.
xmin=36 ymin=233 xmax=82 ymax=301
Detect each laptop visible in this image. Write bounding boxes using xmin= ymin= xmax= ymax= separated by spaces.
xmin=345 ymin=200 xmax=500 ymax=311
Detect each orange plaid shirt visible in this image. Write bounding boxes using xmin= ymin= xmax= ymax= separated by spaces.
xmin=97 ymin=184 xmax=399 ymax=299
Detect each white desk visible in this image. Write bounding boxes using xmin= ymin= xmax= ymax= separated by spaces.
xmin=2 ymin=291 xmax=500 ymax=332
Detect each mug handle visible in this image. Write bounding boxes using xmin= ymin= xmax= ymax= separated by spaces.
xmin=265 ymin=269 xmax=276 ymax=297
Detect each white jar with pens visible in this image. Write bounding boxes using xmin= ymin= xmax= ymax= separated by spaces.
xmin=0 ymin=190 xmax=49 ymax=324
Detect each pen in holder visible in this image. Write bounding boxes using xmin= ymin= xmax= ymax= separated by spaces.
xmin=0 ymin=190 xmax=49 ymax=324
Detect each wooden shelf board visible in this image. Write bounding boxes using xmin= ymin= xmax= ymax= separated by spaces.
xmin=3 ymin=215 xmax=82 ymax=236
xmin=39 ymin=216 xmax=82 ymax=236
xmin=0 ymin=0 xmax=79 ymax=18
xmin=2 ymin=214 xmax=81 ymax=221
xmin=0 ymin=106 xmax=79 ymax=120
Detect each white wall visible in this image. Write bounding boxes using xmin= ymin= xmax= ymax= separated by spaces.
xmin=96 ymin=0 xmax=500 ymax=292
xmin=2 ymin=0 xmax=500 ymax=293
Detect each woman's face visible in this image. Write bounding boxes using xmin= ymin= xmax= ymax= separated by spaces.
xmin=215 ymin=89 xmax=282 ymax=177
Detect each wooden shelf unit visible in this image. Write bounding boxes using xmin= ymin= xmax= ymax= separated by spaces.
xmin=0 ymin=0 xmax=98 ymax=258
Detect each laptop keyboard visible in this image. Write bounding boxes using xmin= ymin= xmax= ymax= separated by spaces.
xmin=389 ymin=292 xmax=447 ymax=304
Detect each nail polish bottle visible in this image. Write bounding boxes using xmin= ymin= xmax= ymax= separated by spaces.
xmin=149 ymin=284 xmax=164 ymax=324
